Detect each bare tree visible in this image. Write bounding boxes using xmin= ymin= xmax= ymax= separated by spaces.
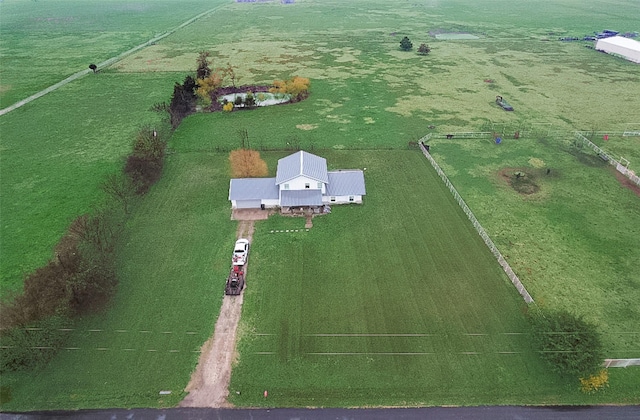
xmin=101 ymin=173 xmax=135 ymax=214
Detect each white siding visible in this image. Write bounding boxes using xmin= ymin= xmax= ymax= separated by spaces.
xmin=323 ymin=195 xmax=363 ymax=204
xmin=262 ymin=199 xmax=280 ymax=208
xmin=280 ymin=175 xmax=326 ymax=192
xmin=232 ymin=199 xmax=280 ymax=209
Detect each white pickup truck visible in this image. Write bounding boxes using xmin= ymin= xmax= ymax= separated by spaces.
xmin=232 ymin=238 xmax=250 ymax=266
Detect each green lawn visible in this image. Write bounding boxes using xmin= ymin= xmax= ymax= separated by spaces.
xmin=1 ymin=0 xmax=640 ymax=410
xmin=0 ymin=152 xmax=235 ymax=410
xmin=229 ymin=150 xmax=640 ymax=407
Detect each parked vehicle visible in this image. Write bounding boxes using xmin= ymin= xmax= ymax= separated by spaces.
xmin=232 ymin=238 xmax=249 ymax=266
xmin=225 ymin=265 xmax=245 ymax=295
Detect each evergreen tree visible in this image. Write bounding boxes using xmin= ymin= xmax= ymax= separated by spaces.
xmin=400 ymin=36 xmax=413 ymax=51
xmin=196 ymin=51 xmax=211 ymax=79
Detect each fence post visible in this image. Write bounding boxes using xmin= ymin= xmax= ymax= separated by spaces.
xmin=418 ymin=138 xmax=534 ymax=304
xmin=574 ymin=131 xmax=639 ymax=187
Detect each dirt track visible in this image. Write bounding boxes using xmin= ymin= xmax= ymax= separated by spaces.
xmin=180 ymin=220 xmax=255 ymax=407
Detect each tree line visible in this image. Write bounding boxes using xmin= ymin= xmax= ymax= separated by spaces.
xmin=0 ymin=124 xmax=169 ymax=372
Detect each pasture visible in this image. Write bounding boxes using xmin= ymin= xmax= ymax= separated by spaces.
xmin=427 ymin=135 xmax=640 ymax=356
xmin=1 ymin=0 xmax=639 ymax=410
xmin=0 ymin=0 xmax=221 ymax=107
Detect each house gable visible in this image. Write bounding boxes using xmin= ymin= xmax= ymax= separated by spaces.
xmin=275 ymin=151 xmax=328 ymax=185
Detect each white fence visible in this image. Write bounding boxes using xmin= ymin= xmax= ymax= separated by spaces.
xmin=603 ymin=359 xmax=640 ymax=368
xmin=418 ymin=136 xmax=534 ymax=304
xmin=574 ymin=131 xmax=640 ymax=186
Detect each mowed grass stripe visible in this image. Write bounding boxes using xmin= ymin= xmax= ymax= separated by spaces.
xmin=230 ymin=150 xmax=551 ymax=407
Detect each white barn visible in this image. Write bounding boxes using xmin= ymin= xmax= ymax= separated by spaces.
xmin=229 ymin=151 xmax=366 ymax=210
xmin=595 ymin=36 xmax=640 ymax=64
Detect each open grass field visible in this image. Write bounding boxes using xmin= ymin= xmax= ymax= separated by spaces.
xmin=0 ymin=0 xmax=223 ymax=107
xmin=0 ymin=152 xmax=235 ymax=410
xmin=1 ymin=0 xmax=639 ymax=410
xmin=0 ymin=72 xmax=180 ymax=292
xmin=428 ymin=135 xmax=640 ymax=356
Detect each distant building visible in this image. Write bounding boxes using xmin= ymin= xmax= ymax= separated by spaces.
xmin=595 ymin=36 xmax=640 ymax=64
xmin=229 ymin=151 xmax=366 ymax=211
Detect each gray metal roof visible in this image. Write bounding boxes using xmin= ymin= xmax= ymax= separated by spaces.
xmin=326 ymin=171 xmax=366 ymax=196
xmin=275 ymin=151 xmax=328 ymax=185
xmin=280 ymin=190 xmax=323 ymax=206
xmin=229 ymin=178 xmax=278 ymax=200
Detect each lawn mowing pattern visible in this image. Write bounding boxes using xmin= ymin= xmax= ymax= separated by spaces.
xmin=230 ymin=150 xmax=563 ymax=407
xmin=0 ymin=152 xmax=235 ymax=410
xmin=2 ymin=0 xmax=640 ymax=410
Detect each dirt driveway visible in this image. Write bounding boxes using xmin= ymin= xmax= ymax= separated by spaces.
xmin=180 ymin=219 xmax=256 ymax=407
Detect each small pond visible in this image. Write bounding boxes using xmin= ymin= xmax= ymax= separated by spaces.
xmin=435 ymin=33 xmax=480 ymax=40
xmin=219 ymin=92 xmax=291 ymax=107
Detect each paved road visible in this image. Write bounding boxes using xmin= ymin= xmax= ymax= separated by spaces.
xmin=2 ymin=406 xmax=640 ymax=420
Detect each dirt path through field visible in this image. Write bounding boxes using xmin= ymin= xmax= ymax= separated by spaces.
xmin=180 ymin=220 xmax=254 ymax=408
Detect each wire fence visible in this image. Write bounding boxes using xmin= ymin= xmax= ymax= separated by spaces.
xmin=573 ymin=131 xmax=640 ymax=186
xmin=418 ymin=135 xmax=534 ymax=304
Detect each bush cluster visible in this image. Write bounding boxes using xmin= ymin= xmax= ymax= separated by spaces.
xmin=269 ymin=76 xmax=310 ymax=102
xmin=580 ymin=369 xmax=609 ymax=393
xmin=168 ymin=75 xmax=198 ymax=128
xmin=529 ymin=309 xmax=605 ymax=379
xmin=124 ymin=125 xmax=168 ymax=194
xmin=0 ymin=211 xmax=119 ymax=372
xmin=0 ymin=315 xmax=71 ymax=372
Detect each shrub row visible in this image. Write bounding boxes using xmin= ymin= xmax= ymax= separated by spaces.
xmin=0 ymin=211 xmax=118 ymax=372
xmin=0 ymin=124 xmax=169 ymax=373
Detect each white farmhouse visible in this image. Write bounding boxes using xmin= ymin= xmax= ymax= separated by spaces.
xmin=229 ymin=151 xmax=366 ymax=211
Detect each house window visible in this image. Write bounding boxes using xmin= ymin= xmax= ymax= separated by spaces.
xmin=284 ymin=184 xmax=289 ymax=190
xmin=317 ymin=182 xmax=322 ymax=189
xmin=330 ymin=197 xmax=336 ymax=202
xmin=349 ymin=196 xmax=354 ymax=202
xmin=305 ymin=183 xmax=310 ymax=189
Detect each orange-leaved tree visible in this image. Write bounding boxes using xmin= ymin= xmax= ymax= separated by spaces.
xmin=269 ymin=76 xmax=310 ymax=102
xmin=196 ymin=71 xmax=224 ymax=103
xmin=229 ymin=149 xmax=268 ymax=178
